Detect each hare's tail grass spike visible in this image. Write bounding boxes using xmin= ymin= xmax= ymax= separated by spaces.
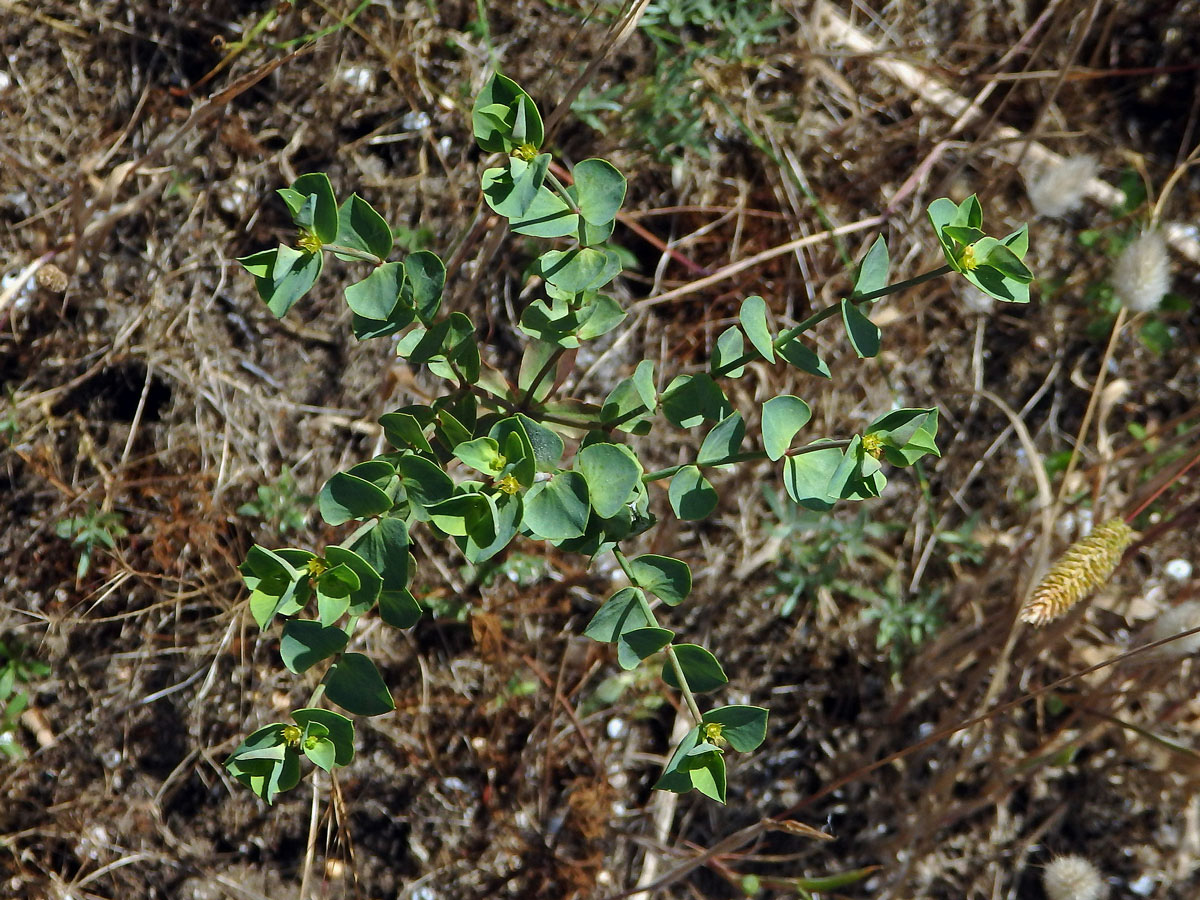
xmin=1019 ymin=518 xmax=1136 ymax=626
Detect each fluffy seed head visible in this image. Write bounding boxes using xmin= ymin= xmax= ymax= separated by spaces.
xmin=1113 ymin=231 xmax=1170 ymax=313
xmin=1043 ymin=854 xmax=1106 ymax=900
xmin=1027 ymin=154 xmax=1098 ymax=217
xmin=1020 ymin=519 xmax=1135 ymax=626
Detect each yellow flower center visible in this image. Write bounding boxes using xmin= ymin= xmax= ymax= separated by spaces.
xmin=282 ymin=725 xmax=302 ymax=747
xmin=958 ymin=243 xmax=978 ymax=271
xmin=702 ymin=722 xmax=726 ymax=747
xmin=861 ymin=433 xmax=885 ymax=460
xmin=513 ymin=143 xmax=539 ymax=162
xmin=305 ymin=557 xmax=328 ymax=578
xmin=296 ymin=228 xmax=323 ymax=254
xmin=496 ymin=473 xmax=520 ymax=495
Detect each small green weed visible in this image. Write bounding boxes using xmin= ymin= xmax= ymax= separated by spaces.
xmin=765 ymin=489 xmax=899 ymax=617
xmin=55 ymin=505 xmax=127 ymax=580
xmin=238 ymin=467 xmax=312 ymax=534
xmin=575 ymin=0 xmax=788 ymax=159
xmin=863 ymin=578 xmax=944 ymax=674
xmin=0 ymin=639 xmax=49 ymax=761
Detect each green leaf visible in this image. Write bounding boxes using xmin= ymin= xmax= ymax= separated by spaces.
xmin=738 ymin=294 xmax=775 ymax=362
xmin=577 ymin=212 xmax=615 ymax=247
xmin=941 ymin=225 xmax=986 ymax=247
xmin=224 ymin=724 xmax=300 ymax=804
xmin=241 ymin=245 xmax=323 ymax=318
xmin=459 ymin=491 xmax=520 ymax=564
xmin=454 ymin=437 xmax=505 ymax=476
xmin=702 ymin=705 xmax=768 ymax=752
xmin=489 ymin=417 xmax=538 ymax=486
xmin=977 ymin=239 xmax=1033 ymax=282
xmin=508 ymin=185 xmax=579 ymax=238
xmin=777 ymin=338 xmax=831 ymax=378
xmin=515 ymin=413 xmax=564 ymax=468
xmin=852 ymin=235 xmax=889 ymax=296
xmin=322 ymin=546 xmax=381 ymax=616
xmin=958 ymin=193 xmax=983 ymax=229
xmin=617 ymin=627 xmax=674 ymax=670
xmin=472 ymin=73 xmax=543 ymax=153
xmin=782 ymin=446 xmax=844 ymax=510
xmin=349 ymin=517 xmax=409 ymax=591
xmin=576 ymin=294 xmax=626 ymax=340
xmin=315 ymin=563 xmax=358 ymax=625
xmin=405 ymin=251 xmax=446 ymax=324
xmin=584 ymin=587 xmax=651 ymax=642
xmin=696 ymin=412 xmax=744 ymax=466
xmin=668 ymin=465 xmax=717 ymax=520
xmin=654 ymin=725 xmax=701 ymax=793
xmin=523 ymin=471 xmax=590 ymax=540
xmin=397 ymin=454 xmax=455 ymax=518
xmin=240 ymin=545 xmax=305 ymax=629
xmin=1003 ymin=224 xmax=1030 ymax=258
xmin=344 ymin=262 xmax=404 ymax=320
xmin=303 ymin=737 xmax=337 ymax=772
xmin=631 ymin=359 xmax=657 ymax=411
xmin=660 ymin=374 xmax=731 ymax=428
xmin=380 ymin=412 xmax=433 ymax=453
xmin=711 ymin=326 xmax=745 ymax=378
xmin=280 ymin=620 xmax=349 ymax=674
xmin=536 ymin=247 xmax=620 ymax=292
xmin=427 ymin=492 xmax=490 ymax=537
xmin=379 ymin=588 xmax=422 ymax=628
xmin=926 ymin=197 xmax=959 ymax=261
xmin=577 ymin=443 xmax=642 ymax=518
xmin=286 ymin=173 xmax=339 ymax=243
xmin=319 ymin=471 xmax=393 ymax=526
xmin=629 ymin=555 xmax=691 ymax=606
xmin=323 ymin=652 xmax=395 ymax=717
xmin=336 ymin=193 xmax=392 ymax=259
xmin=761 ymin=395 xmax=812 ymax=461
xmin=573 ymin=158 xmax=626 ymax=226
xmin=827 ymin=437 xmax=886 ymax=501
xmin=480 ymin=155 xmax=551 ymax=219
xmin=663 ymin=643 xmax=728 ymax=693
xmin=686 ymin=748 xmax=726 ymax=803
xmin=867 ymin=408 xmax=940 ymax=465
xmin=841 ymin=299 xmax=881 ymax=358
xmin=519 ymin=299 xmax=579 ymax=348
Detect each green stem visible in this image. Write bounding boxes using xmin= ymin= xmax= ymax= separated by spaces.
xmin=613 ymin=549 xmax=703 ymax=726
xmin=544 ymin=170 xmax=581 ymax=215
xmin=641 ymin=440 xmax=851 ymax=484
xmin=711 ymin=264 xmax=954 ymax=378
xmin=322 ymin=243 xmax=383 ymax=266
xmin=520 ymin=346 xmax=568 ymax=410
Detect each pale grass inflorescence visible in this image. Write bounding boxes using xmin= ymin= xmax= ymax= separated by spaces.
xmin=1019 ymin=519 xmax=1135 ymax=626
xmin=1042 ymin=854 xmax=1107 ymax=900
xmin=1026 ymin=154 xmax=1098 ymax=218
xmin=1112 ymin=231 xmax=1170 ymax=313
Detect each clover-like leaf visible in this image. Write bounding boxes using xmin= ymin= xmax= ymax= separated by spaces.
xmin=577 ymin=442 xmax=642 ymax=519
xmin=573 ymin=158 xmax=626 ymax=226
xmin=668 ymin=465 xmax=717 ymax=520
xmin=323 ymin=652 xmax=395 ymax=717
xmin=629 ymin=555 xmax=691 ymax=606
xmin=336 ymin=193 xmax=392 ymax=259
xmin=662 ymin=643 xmax=728 ymax=693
